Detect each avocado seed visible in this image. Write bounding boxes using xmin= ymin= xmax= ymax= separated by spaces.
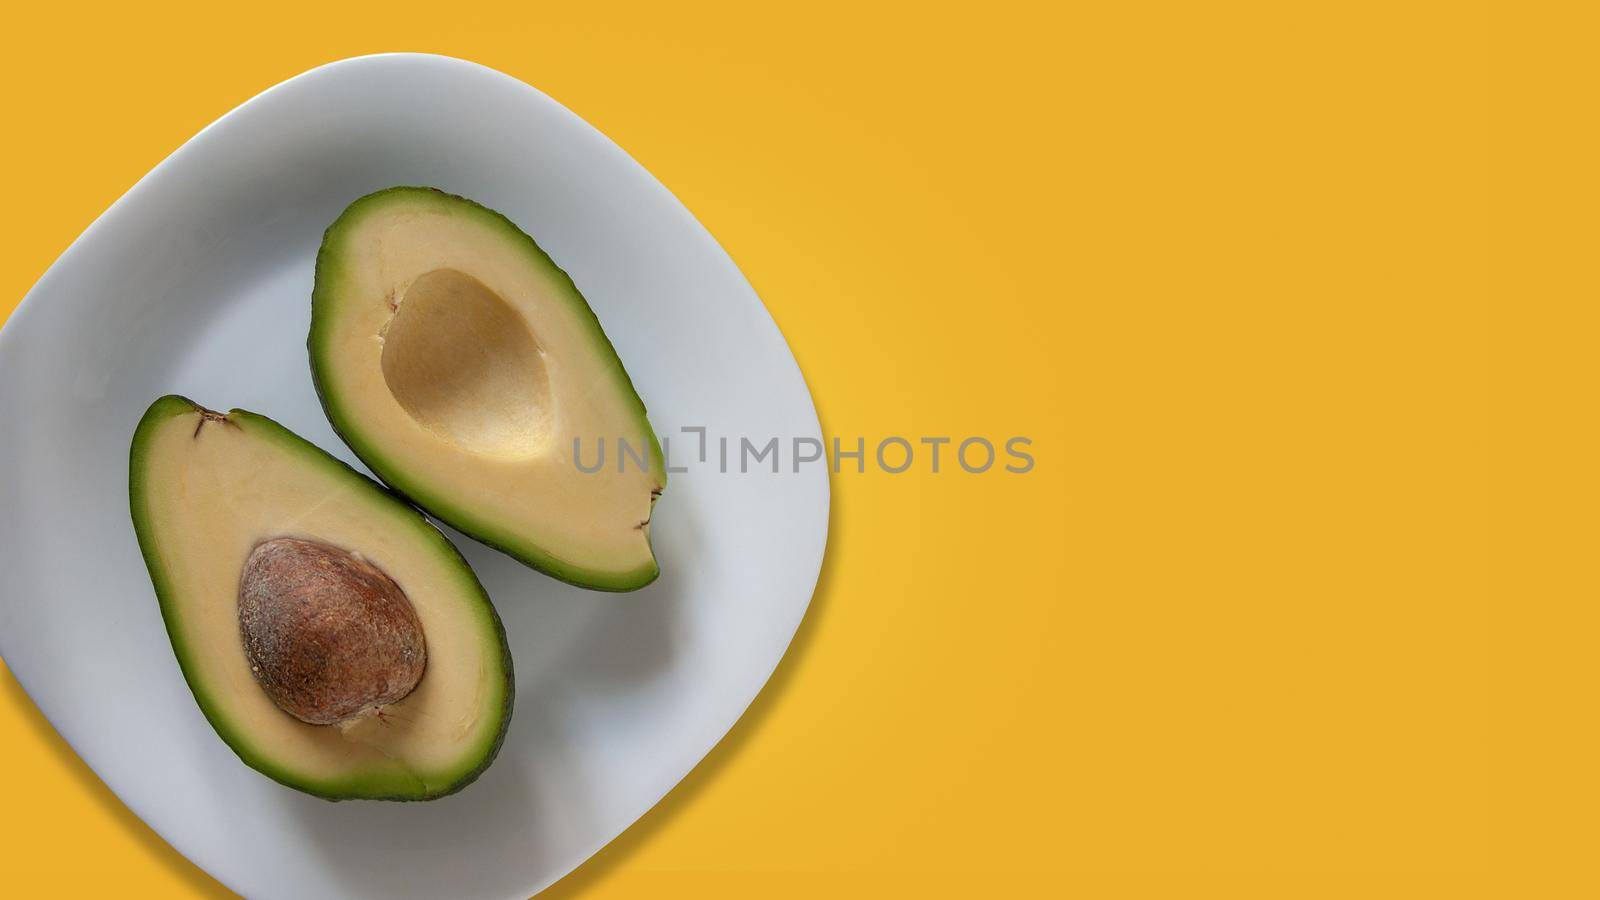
xmin=238 ymin=537 xmax=426 ymax=725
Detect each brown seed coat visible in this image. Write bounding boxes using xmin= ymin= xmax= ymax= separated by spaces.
xmin=238 ymin=537 xmax=427 ymax=725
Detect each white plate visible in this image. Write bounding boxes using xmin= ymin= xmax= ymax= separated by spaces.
xmin=0 ymin=54 xmax=827 ymax=899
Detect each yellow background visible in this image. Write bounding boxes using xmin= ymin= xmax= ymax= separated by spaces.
xmin=0 ymin=1 xmax=1539 ymax=896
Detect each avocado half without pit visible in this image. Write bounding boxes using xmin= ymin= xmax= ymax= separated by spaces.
xmin=309 ymin=187 xmax=666 ymax=591
xmin=130 ymin=396 xmax=513 ymax=800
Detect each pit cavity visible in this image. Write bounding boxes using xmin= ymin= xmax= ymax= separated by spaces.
xmin=380 ymin=269 xmax=551 ymax=457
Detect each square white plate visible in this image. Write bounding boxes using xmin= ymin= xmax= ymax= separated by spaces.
xmin=0 ymin=53 xmax=827 ymax=899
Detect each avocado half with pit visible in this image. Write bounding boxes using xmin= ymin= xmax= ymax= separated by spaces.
xmin=129 ymin=396 xmax=513 ymax=801
xmin=309 ymin=188 xmax=665 ymax=591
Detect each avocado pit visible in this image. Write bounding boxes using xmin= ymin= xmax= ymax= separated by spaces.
xmin=238 ymin=537 xmax=427 ymax=726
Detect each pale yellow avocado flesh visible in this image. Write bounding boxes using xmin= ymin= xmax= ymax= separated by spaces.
xmin=130 ymin=397 xmax=511 ymax=800
xmin=311 ymin=188 xmax=664 ymax=590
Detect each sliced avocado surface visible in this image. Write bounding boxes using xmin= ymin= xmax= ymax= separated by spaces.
xmin=129 ymin=395 xmax=513 ymax=801
xmin=310 ymin=187 xmax=665 ymax=591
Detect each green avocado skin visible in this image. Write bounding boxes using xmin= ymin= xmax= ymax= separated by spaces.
xmin=308 ymin=187 xmax=666 ymax=593
xmin=129 ymin=395 xmax=515 ymax=801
